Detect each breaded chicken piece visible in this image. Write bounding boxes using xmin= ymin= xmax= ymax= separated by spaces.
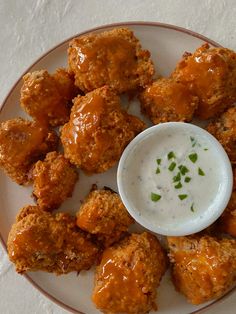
xmin=20 ymin=68 xmax=78 ymax=126
xmin=68 ymin=27 xmax=154 ymax=93
xmin=167 ymin=235 xmax=236 ymax=304
xmin=172 ymin=44 xmax=236 ymax=119
xmin=61 ymin=86 xmax=145 ymax=173
xmin=0 ymin=118 xmax=58 ymax=185
xmin=207 ymin=107 xmax=236 ymax=163
xmin=93 ymin=232 xmax=167 ymax=314
xmin=76 ymin=186 xmax=134 ymax=247
xmin=32 ymin=152 xmax=78 ymax=211
xmin=7 ymin=205 xmax=99 ymax=274
xmin=139 ymin=78 xmax=198 ymax=124
xmin=218 ymin=167 xmax=236 ymax=237
xmin=219 ymin=190 xmax=236 ymax=237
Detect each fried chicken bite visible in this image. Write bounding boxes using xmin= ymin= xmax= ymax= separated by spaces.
xmin=139 ymin=78 xmax=198 ymax=124
xmin=76 ymin=186 xmax=134 ymax=247
xmin=172 ymin=44 xmax=236 ymax=119
xmin=219 ymin=190 xmax=236 ymax=237
xmin=68 ymin=27 xmax=154 ymax=94
xmin=0 ymin=118 xmax=58 ymax=185
xmin=61 ymin=86 xmax=145 ymax=173
xmin=92 ymin=232 xmax=167 ymax=314
xmin=20 ymin=68 xmax=78 ymax=126
xmin=167 ymin=235 xmax=236 ymax=304
xmin=32 ymin=152 xmax=78 ymax=211
xmin=207 ymin=106 xmax=236 ymax=163
xmin=7 ymin=205 xmax=99 ymax=274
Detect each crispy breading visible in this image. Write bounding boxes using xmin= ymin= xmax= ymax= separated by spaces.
xmin=218 ymin=167 xmax=236 ymax=237
xmin=92 ymin=232 xmax=167 ymax=314
xmin=32 ymin=152 xmax=78 ymax=211
xmin=7 ymin=205 xmax=99 ymax=275
xmin=61 ymin=86 xmax=145 ymax=173
xmin=139 ymin=78 xmax=198 ymax=124
xmin=20 ymin=68 xmax=78 ymax=126
xmin=167 ymin=235 xmax=236 ymax=304
xmin=219 ymin=191 xmax=236 ymax=237
xmin=68 ymin=27 xmax=154 ymax=93
xmin=207 ymin=106 xmax=236 ymax=163
xmin=0 ymin=118 xmax=58 ymax=185
xmin=172 ymin=44 xmax=236 ymax=119
xmin=76 ymin=187 xmax=134 ymax=247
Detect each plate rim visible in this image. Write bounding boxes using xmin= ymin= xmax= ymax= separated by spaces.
xmin=0 ymin=20 xmax=235 ymax=314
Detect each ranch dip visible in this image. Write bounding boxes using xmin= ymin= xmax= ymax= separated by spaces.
xmin=118 ymin=123 xmax=232 ymax=235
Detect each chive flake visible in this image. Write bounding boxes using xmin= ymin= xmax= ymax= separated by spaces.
xmin=198 ymin=167 xmax=205 ymax=176
xmin=151 ymin=193 xmax=161 ymax=202
xmin=175 ymin=182 xmax=182 ymax=189
xmin=190 ymin=203 xmax=195 ymax=212
xmin=156 ymin=167 xmax=161 ymax=174
xmin=178 ymin=165 xmax=189 ymax=175
xmin=204 ymin=148 xmax=208 ymax=151
xmin=156 ymin=158 xmax=162 ymax=165
xmin=178 ymin=194 xmax=188 ymax=201
xmin=190 ymin=136 xmax=197 ymax=147
xmin=168 ymin=162 xmax=176 ymax=171
xmin=173 ymin=172 xmax=181 ymax=182
xmin=189 ymin=153 xmax=198 ymax=163
xmin=168 ymin=151 xmax=176 ymax=160
xmin=185 ymin=176 xmax=191 ymax=183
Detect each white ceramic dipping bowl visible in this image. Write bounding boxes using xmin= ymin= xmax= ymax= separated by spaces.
xmin=117 ymin=122 xmax=233 ymax=236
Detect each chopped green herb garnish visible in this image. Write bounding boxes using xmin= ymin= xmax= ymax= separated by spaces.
xmin=189 ymin=153 xmax=198 ymax=163
xmin=156 ymin=158 xmax=162 ymax=165
xmin=151 ymin=192 xmax=161 ymax=202
xmin=190 ymin=136 xmax=197 ymax=147
xmin=175 ymin=182 xmax=182 ymax=189
xmin=168 ymin=151 xmax=176 ymax=160
xmin=156 ymin=167 xmax=160 ymax=174
xmin=185 ymin=176 xmax=191 ymax=183
xmin=178 ymin=165 xmax=189 ymax=175
xmin=178 ymin=194 xmax=188 ymax=201
xmin=173 ymin=172 xmax=181 ymax=182
xmin=168 ymin=162 xmax=176 ymax=171
xmin=204 ymin=148 xmax=208 ymax=151
xmin=190 ymin=203 xmax=195 ymax=212
xmin=198 ymin=167 xmax=205 ymax=176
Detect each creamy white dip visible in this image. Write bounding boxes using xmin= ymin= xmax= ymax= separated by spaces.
xmin=118 ymin=123 xmax=231 ymax=235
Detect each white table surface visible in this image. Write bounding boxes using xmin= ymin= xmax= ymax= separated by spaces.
xmin=0 ymin=0 xmax=235 ymax=313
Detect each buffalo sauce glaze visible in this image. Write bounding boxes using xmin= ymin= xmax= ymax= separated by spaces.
xmin=10 ymin=227 xmax=55 ymax=259
xmin=61 ymin=92 xmax=113 ymax=169
xmin=75 ymin=36 xmax=137 ymax=77
xmin=0 ymin=122 xmax=47 ymax=164
xmin=146 ymin=81 xmax=197 ymax=116
xmin=92 ymin=248 xmax=148 ymax=311
xmin=174 ymin=46 xmax=229 ymax=118
xmin=173 ymin=246 xmax=232 ymax=304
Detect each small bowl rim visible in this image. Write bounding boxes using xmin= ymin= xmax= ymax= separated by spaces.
xmin=117 ymin=122 xmax=233 ymax=236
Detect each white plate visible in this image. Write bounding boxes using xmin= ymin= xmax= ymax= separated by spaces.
xmin=0 ymin=22 xmax=235 ymax=314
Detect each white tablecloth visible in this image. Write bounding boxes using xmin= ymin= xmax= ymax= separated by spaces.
xmin=0 ymin=0 xmax=235 ymax=313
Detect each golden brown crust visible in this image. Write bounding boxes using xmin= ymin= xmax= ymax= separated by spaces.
xmin=139 ymin=78 xmax=199 ymax=124
xmin=20 ymin=68 xmax=78 ymax=126
xmin=167 ymin=235 xmax=236 ymax=304
xmin=207 ymin=107 xmax=236 ymax=163
xmin=0 ymin=118 xmax=58 ymax=185
xmin=172 ymin=44 xmax=236 ymax=119
xmin=7 ymin=205 xmax=99 ymax=274
xmin=92 ymin=232 xmax=167 ymax=314
xmin=32 ymin=152 xmax=78 ymax=211
xmin=76 ymin=187 xmax=134 ymax=247
xmin=61 ymin=86 xmax=145 ymax=173
xmin=68 ymin=27 xmax=154 ymax=93
xmin=218 ymin=167 xmax=236 ymax=237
